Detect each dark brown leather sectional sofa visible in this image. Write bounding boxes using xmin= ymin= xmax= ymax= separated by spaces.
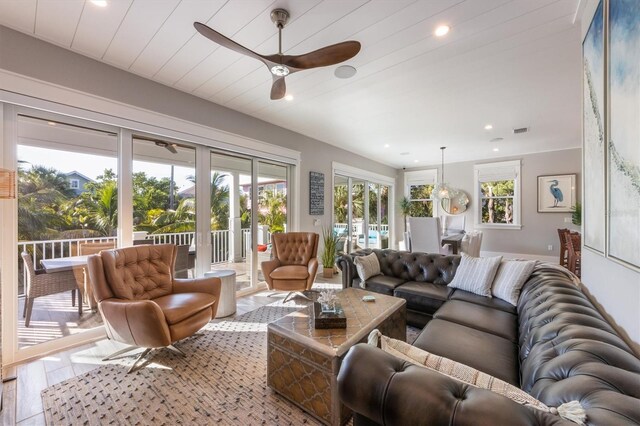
xmin=336 ymin=249 xmax=640 ymax=426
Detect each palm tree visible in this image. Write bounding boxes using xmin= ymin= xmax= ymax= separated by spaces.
xmin=82 ymin=180 xmax=118 ymax=236
xmin=18 ymin=165 xmax=75 ymax=240
xmin=152 ymin=198 xmax=196 ymax=233
xmin=259 ymin=189 xmax=286 ymax=233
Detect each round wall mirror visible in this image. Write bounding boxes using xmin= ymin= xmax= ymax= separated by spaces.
xmin=441 ymin=191 xmax=469 ymax=215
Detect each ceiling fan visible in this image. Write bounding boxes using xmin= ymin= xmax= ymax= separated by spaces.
xmin=194 ymin=9 xmax=361 ymax=100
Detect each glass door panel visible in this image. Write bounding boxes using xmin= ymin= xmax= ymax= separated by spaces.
xmin=209 ymin=152 xmax=253 ymax=292
xmin=351 ymin=179 xmax=365 ymax=251
xmin=380 ymin=185 xmax=390 ymax=249
xmin=132 ymin=137 xmax=196 ymax=277
xmin=333 ymin=175 xmax=349 ymax=255
xmin=16 ymin=115 xmax=117 ymax=349
xmin=368 ymin=183 xmax=380 ymax=249
xmin=257 ymin=161 xmax=288 ymax=283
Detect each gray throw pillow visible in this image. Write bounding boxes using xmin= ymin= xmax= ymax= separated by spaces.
xmin=491 ymin=260 xmax=536 ymax=305
xmin=447 ymin=253 xmax=502 ymax=297
xmin=354 ymin=253 xmax=381 ymax=288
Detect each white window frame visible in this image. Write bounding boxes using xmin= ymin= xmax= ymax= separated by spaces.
xmin=473 ymin=160 xmax=522 ymax=229
xmin=404 ymin=169 xmax=438 ymax=217
xmin=69 ymin=178 xmax=80 ymax=189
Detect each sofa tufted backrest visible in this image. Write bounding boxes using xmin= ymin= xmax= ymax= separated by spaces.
xmin=98 ymin=244 xmax=176 ymax=300
xmin=272 ymin=232 xmax=319 ymax=266
xmin=517 ymin=270 xmax=640 ymax=424
xmin=351 ymin=249 xmax=460 ymax=284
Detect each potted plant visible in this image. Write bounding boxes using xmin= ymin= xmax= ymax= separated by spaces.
xmin=399 ymin=196 xmax=411 ymax=233
xmin=321 ymin=227 xmax=340 ymax=278
xmin=571 ymin=202 xmax=582 ymax=226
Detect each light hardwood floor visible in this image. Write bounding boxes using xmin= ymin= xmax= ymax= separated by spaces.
xmin=2 ymin=273 xmax=342 ymax=425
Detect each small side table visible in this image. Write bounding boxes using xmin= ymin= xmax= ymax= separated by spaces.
xmin=204 ymin=270 xmax=237 ymax=318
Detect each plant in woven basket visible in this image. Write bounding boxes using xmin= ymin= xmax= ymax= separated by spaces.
xmin=321 ymin=227 xmax=340 ymax=278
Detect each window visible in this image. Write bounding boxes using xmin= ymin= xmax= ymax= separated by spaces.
xmin=405 ymin=170 xmax=437 ymax=217
xmin=474 ymin=160 xmax=521 ymax=229
xmin=69 ymin=179 xmax=80 ymax=189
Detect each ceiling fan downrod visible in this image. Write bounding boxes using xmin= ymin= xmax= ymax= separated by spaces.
xmin=270 ymin=9 xmax=289 ymax=55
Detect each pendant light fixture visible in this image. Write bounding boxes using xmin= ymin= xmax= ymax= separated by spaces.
xmin=434 ymin=147 xmax=456 ymax=201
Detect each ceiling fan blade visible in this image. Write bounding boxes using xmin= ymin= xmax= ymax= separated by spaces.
xmin=270 ymin=76 xmax=287 ymax=100
xmin=282 ymin=41 xmax=361 ymax=70
xmin=194 ymin=22 xmax=270 ymax=65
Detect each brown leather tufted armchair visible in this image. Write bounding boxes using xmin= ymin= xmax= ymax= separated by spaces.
xmin=261 ymin=232 xmax=319 ymax=295
xmin=87 ymin=244 xmax=221 ymax=372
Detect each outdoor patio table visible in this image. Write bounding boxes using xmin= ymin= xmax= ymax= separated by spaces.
xmin=40 ymin=256 xmax=97 ymax=311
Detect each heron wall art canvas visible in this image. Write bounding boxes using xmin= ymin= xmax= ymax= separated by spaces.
xmin=538 ymin=175 xmax=577 ymax=213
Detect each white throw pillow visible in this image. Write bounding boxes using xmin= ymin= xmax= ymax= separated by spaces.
xmin=447 ymin=253 xmax=502 ymax=297
xmin=367 ymin=330 xmax=586 ymax=425
xmin=492 ymin=260 xmax=536 ymax=305
xmin=354 ymin=253 xmax=381 ymax=287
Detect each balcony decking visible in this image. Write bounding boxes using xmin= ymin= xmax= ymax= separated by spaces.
xmin=17 ymin=265 xmax=342 ymax=349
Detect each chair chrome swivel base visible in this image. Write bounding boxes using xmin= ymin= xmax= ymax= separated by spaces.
xmin=102 ymin=344 xmax=186 ymax=373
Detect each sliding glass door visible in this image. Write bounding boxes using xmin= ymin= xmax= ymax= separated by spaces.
xmin=333 ymin=174 xmax=393 ymax=254
xmin=16 ymin=113 xmax=118 ymax=349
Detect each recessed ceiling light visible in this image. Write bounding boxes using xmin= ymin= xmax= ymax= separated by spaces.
xmin=434 ymin=25 xmax=450 ymax=37
xmin=493 ymin=148 xmax=500 ymax=152
xmin=284 ymin=94 xmax=294 ymax=101
xmin=384 ymin=144 xmax=390 ymax=148
xmin=414 ymin=160 xmax=419 ymax=163
xmin=484 ymin=124 xmax=493 ymax=130
xmin=334 ymin=65 xmax=357 ymax=79
xmin=47 ymin=121 xmax=56 ymax=126
xmin=90 ymin=0 xmax=108 ymax=7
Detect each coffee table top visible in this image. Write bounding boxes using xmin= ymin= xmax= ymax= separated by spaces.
xmin=268 ymin=287 xmax=405 ymax=357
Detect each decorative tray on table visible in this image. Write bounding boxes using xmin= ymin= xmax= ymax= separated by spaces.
xmin=312 ymin=302 xmax=346 ymax=329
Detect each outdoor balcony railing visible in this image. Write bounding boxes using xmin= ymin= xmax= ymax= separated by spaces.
xmin=17 ymin=228 xmax=256 ymax=296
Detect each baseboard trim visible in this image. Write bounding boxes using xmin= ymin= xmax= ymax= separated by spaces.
xmin=480 ymin=251 xmax=558 ymax=264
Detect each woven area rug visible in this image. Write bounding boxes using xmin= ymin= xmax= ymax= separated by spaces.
xmin=42 ymin=301 xmax=420 ymax=425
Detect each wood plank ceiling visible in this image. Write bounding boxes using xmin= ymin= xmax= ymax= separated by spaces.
xmin=0 ymin=0 xmax=582 ymax=167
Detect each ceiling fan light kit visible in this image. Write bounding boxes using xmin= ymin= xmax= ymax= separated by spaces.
xmin=194 ymin=8 xmax=361 ymax=100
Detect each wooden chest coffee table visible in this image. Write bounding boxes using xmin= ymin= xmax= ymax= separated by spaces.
xmin=267 ymin=288 xmax=406 ymax=425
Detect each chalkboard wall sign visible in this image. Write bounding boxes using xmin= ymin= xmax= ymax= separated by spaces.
xmin=309 ymin=171 xmax=325 ymax=215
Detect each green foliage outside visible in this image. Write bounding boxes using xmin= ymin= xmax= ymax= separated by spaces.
xmin=333 ymin=184 xmax=389 ymax=224
xmin=480 ymin=180 xmax=515 ymax=224
xmin=408 ymin=184 xmax=434 ymax=217
xmin=18 ymin=165 xmax=282 ymax=241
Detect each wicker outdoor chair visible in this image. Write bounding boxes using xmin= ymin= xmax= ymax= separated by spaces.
xmin=21 ymin=252 xmax=81 ymax=327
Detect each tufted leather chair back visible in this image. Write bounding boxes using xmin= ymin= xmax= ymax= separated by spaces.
xmin=94 ymin=244 xmax=176 ymax=301
xmin=271 ymin=232 xmax=319 ymax=266
xmin=345 ymin=249 xmax=460 ymax=286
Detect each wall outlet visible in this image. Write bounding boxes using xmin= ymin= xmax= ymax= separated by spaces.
xmin=564 ymin=217 xmax=572 ymax=223
xmin=547 ymin=245 xmax=553 ymax=251
xmin=313 ymin=219 xmax=321 ymax=227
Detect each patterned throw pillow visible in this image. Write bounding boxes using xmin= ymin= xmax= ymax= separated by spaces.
xmin=367 ymin=330 xmax=586 ymax=425
xmin=447 ymin=253 xmax=502 ymax=297
xmin=354 ymin=253 xmax=381 ymax=288
xmin=491 ymin=260 xmax=536 ymax=305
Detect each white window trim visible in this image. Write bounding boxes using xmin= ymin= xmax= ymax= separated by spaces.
xmin=404 ymin=169 xmax=438 ymax=217
xmin=69 ymin=178 xmax=80 ymax=189
xmin=473 ymin=160 xmax=522 ymax=230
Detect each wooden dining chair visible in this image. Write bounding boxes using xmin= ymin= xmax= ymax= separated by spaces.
xmin=78 ymin=241 xmax=116 ymax=256
xmin=557 ymin=228 xmax=570 ymax=268
xmin=564 ymin=232 xmax=581 ymax=278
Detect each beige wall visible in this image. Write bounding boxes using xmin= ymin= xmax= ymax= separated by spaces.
xmin=0 ymin=25 xmax=396 ymax=236
xmin=397 ymin=148 xmax=582 ymax=258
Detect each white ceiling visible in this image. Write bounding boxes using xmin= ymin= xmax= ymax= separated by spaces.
xmin=0 ymin=0 xmax=583 ymax=168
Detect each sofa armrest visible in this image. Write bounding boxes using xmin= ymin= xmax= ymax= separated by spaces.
xmin=99 ymin=298 xmax=171 ymax=348
xmin=338 ymin=344 xmax=570 ymax=426
xmin=336 ymin=254 xmax=357 ymax=289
